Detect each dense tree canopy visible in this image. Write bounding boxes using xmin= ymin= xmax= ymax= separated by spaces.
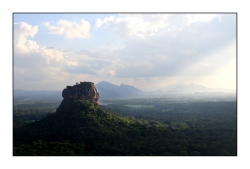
xmin=13 ymin=99 xmax=237 ymax=156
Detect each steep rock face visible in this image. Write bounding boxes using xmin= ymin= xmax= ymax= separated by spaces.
xmin=62 ymin=82 xmax=100 ymax=106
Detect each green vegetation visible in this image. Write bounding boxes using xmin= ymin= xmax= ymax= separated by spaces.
xmin=14 ymin=140 xmax=85 ymax=156
xmin=13 ymin=98 xmax=237 ymax=156
xmin=13 ymin=100 xmax=60 ymax=127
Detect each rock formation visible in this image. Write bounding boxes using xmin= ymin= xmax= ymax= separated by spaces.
xmin=62 ymin=82 xmax=100 ymax=107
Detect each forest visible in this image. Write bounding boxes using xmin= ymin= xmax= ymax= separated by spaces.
xmin=13 ymin=95 xmax=237 ymax=156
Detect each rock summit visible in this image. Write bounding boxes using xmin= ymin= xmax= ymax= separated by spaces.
xmin=62 ymin=82 xmax=100 ymax=106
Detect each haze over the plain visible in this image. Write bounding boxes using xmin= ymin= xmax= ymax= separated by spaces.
xmin=14 ymin=14 xmax=236 ymax=91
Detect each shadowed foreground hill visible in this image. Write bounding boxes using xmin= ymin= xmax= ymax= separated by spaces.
xmin=13 ymin=99 xmax=236 ymax=156
xmin=13 ymin=100 xmax=172 ymax=155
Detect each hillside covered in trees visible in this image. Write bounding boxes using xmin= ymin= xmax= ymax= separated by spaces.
xmin=13 ymin=98 xmax=236 ymax=156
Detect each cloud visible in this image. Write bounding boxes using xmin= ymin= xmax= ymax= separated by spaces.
xmin=185 ymin=14 xmax=218 ymax=25
xmin=14 ymin=22 xmax=83 ymax=84
xmin=14 ymin=14 xmax=236 ymax=90
xmin=63 ymin=65 xmax=96 ymax=75
xmin=96 ymin=15 xmax=167 ymax=38
xmin=14 ymin=66 xmax=26 ymax=75
xmin=93 ymin=14 xmax=236 ymax=79
xmin=70 ymin=14 xmax=235 ymax=81
xmin=95 ymin=14 xmax=221 ymax=39
xmin=95 ymin=14 xmax=171 ymax=39
xmin=95 ymin=18 xmax=103 ymax=28
xmin=14 ymin=22 xmax=70 ymax=64
xmin=43 ymin=19 xmax=91 ymax=39
xmin=14 ymin=22 xmax=119 ymax=89
xmin=14 ymin=22 xmax=39 ymax=54
xmin=108 ymin=70 xmax=116 ymax=76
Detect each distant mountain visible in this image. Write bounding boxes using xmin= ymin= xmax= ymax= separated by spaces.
xmin=95 ymin=81 xmax=143 ymax=99
xmin=96 ymin=81 xmax=236 ymax=98
xmin=14 ymin=82 xmax=235 ymax=101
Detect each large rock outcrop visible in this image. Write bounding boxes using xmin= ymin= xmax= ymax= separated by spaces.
xmin=62 ymin=82 xmax=100 ymax=106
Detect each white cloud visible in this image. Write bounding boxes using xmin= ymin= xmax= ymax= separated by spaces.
xmin=95 ymin=14 xmax=170 ymax=39
xmin=95 ymin=18 xmax=103 ymax=28
xmin=14 ymin=22 xmax=83 ymax=86
xmin=14 ymin=22 xmax=80 ymax=64
xmin=43 ymin=19 xmax=91 ymax=39
xmin=95 ymin=14 xmax=221 ymax=39
xmin=14 ymin=22 xmax=39 ymax=54
xmin=116 ymin=14 xmax=234 ymax=77
xmin=14 ymin=22 xmax=67 ymax=66
xmin=14 ymin=22 xmax=124 ymax=90
xmin=39 ymin=47 xmax=64 ymax=64
xmin=186 ymin=14 xmax=218 ymax=25
xmin=67 ymin=60 xmax=78 ymax=67
xmin=14 ymin=14 xmax=236 ymax=90
xmin=108 ymin=70 xmax=116 ymax=76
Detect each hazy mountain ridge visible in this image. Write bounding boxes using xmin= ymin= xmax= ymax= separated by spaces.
xmin=95 ymin=81 xmax=144 ymax=99
xmin=96 ymin=81 xmax=235 ymax=98
xmin=14 ymin=82 xmax=235 ymax=100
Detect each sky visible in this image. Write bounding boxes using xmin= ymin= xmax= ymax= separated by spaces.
xmin=14 ymin=13 xmax=236 ymax=91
